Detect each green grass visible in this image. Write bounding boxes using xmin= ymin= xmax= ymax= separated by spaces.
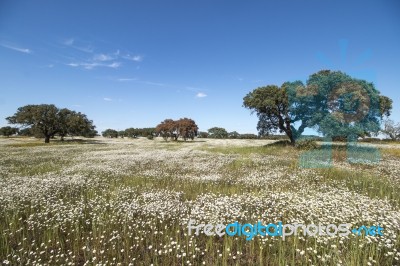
xmin=0 ymin=140 xmax=398 ymax=266
xmin=199 ymin=142 xmax=297 ymax=157
xmin=317 ymin=167 xmax=400 ymax=207
xmin=382 ymin=147 xmax=400 ymax=158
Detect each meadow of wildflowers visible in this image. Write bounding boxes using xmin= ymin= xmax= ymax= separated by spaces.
xmin=0 ymin=137 xmax=399 ymax=265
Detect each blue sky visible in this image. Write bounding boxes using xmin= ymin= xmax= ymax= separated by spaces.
xmin=0 ymin=0 xmax=399 ymax=134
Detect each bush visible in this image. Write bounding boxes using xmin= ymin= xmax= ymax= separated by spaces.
xmin=147 ymin=135 xmax=154 ymax=140
xmin=238 ymin=133 xmax=258 ymax=139
xmin=295 ymin=139 xmax=318 ymax=150
xmin=359 ymin=138 xmax=381 ymax=143
xmin=332 ymin=136 xmax=347 ymax=142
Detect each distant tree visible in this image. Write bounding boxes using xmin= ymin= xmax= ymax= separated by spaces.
xmin=6 ymin=104 xmax=96 ymax=143
xmin=198 ymin=131 xmax=209 ymax=138
xmin=228 ymin=131 xmax=240 ymax=139
xmin=175 ymin=118 xmax=198 ymax=140
xmin=156 ymin=118 xmax=198 ymax=141
xmin=156 ymin=119 xmax=177 ymax=141
xmin=0 ymin=126 xmax=19 ymax=137
xmin=118 ymin=130 xmax=126 ymax=138
xmin=239 ymin=133 xmax=258 ymax=139
xmin=138 ymin=128 xmax=156 ymax=137
xmin=124 ymin=128 xmax=138 ymax=138
xmin=102 ymin=129 xmax=119 ymax=138
xmin=124 ymin=127 xmax=156 ymax=138
xmin=208 ymin=127 xmax=228 ymax=138
xmin=381 ymin=119 xmax=400 ymax=140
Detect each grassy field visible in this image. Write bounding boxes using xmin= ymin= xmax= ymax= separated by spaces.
xmin=0 ymin=137 xmax=399 ymax=265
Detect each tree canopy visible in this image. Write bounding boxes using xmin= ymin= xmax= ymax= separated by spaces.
xmin=0 ymin=126 xmax=18 ymax=137
xmin=102 ymin=129 xmax=119 ymax=138
xmin=243 ymin=70 xmax=393 ymax=144
xmin=382 ymin=119 xmax=400 ymax=140
xmin=6 ymin=104 xmax=96 ymax=143
xmin=156 ymin=118 xmax=198 ymax=141
xmin=207 ymin=127 xmax=229 ymax=139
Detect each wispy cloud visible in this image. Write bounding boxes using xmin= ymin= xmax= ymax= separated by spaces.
xmin=93 ymin=53 xmax=115 ymax=61
xmin=61 ymin=37 xmax=144 ymax=72
xmin=67 ymin=61 xmax=121 ymax=70
xmin=0 ymin=43 xmax=32 ymax=54
xmin=196 ymin=92 xmax=207 ymax=98
xmin=62 ymin=37 xmax=94 ymax=53
xmin=63 ymin=38 xmax=74 ymax=46
xmin=186 ymin=86 xmax=200 ymax=91
xmin=123 ymin=54 xmax=143 ymax=62
xmin=117 ymin=78 xmax=137 ymax=82
xmin=142 ymin=81 xmax=166 ymax=86
xmin=108 ymin=62 xmax=121 ymax=68
xmin=103 ymin=97 xmax=113 ymax=101
xmin=67 ymin=63 xmax=79 ymax=67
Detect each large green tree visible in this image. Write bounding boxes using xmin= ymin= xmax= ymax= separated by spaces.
xmin=243 ymin=85 xmax=302 ymax=145
xmin=6 ymin=104 xmax=96 ymax=143
xmin=243 ymin=70 xmax=393 ymax=145
xmin=57 ymin=108 xmax=96 ymax=140
xmin=301 ymin=70 xmax=392 ymax=140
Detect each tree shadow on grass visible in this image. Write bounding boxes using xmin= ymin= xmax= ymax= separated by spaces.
xmin=262 ymin=140 xmax=292 ymax=147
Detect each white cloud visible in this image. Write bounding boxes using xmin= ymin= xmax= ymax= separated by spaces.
xmin=62 ymin=38 xmax=93 ymax=53
xmin=93 ymin=53 xmax=114 ymax=61
xmin=67 ymin=61 xmax=121 ymax=70
xmin=143 ymin=81 xmax=165 ymax=86
xmin=63 ymin=38 xmax=74 ymax=46
xmin=108 ymin=62 xmax=121 ymax=68
xmin=123 ymin=54 xmax=143 ymax=62
xmin=0 ymin=43 xmax=32 ymax=54
xmin=196 ymin=92 xmax=207 ymax=98
xmin=103 ymin=97 xmax=113 ymax=101
xmin=132 ymin=55 xmax=143 ymax=62
xmin=117 ymin=78 xmax=137 ymax=82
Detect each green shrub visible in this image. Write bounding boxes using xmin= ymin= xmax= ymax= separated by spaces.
xmin=295 ymin=139 xmax=318 ymax=150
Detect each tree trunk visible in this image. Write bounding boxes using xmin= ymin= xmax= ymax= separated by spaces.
xmin=45 ymin=135 xmax=50 ymax=143
xmin=289 ymin=134 xmax=296 ymax=146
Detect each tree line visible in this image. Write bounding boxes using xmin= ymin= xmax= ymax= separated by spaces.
xmin=2 ymin=70 xmax=398 ymax=143
xmin=102 ymin=128 xmax=155 ymax=139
